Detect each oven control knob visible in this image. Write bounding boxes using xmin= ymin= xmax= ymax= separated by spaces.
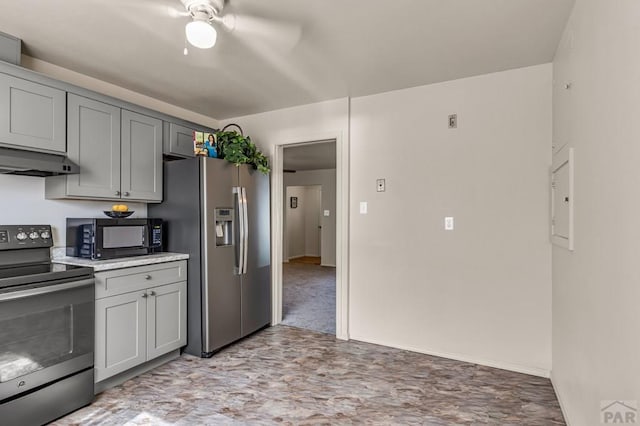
xmin=40 ymin=231 xmax=51 ymax=239
xmin=16 ymin=232 xmax=28 ymax=241
xmin=29 ymin=232 xmax=40 ymax=240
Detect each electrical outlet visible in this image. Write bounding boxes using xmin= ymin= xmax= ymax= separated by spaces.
xmin=448 ymin=114 xmax=457 ymax=129
xmin=445 ymin=217 xmax=454 ymax=230
xmin=376 ymin=179 xmax=385 ymax=192
xmin=324 ymin=210 xmax=330 ymax=217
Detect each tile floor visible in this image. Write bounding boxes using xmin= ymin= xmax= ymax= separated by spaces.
xmin=54 ymin=326 xmax=564 ymax=425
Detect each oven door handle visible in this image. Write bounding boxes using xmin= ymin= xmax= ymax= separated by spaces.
xmin=0 ymin=278 xmax=95 ymax=302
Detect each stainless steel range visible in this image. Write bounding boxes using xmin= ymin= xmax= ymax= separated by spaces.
xmin=0 ymin=225 xmax=95 ymax=426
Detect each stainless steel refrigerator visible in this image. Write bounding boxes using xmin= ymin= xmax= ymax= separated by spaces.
xmin=149 ymin=157 xmax=271 ymax=357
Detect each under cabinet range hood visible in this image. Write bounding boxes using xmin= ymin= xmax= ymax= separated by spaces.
xmin=0 ymin=147 xmax=79 ymax=177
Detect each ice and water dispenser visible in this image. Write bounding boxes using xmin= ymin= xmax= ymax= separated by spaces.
xmin=214 ymin=208 xmax=234 ymax=246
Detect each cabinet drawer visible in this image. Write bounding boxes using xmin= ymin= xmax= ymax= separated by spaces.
xmin=95 ymin=260 xmax=187 ymax=299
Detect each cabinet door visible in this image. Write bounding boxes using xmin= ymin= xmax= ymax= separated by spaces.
xmin=165 ymin=122 xmax=196 ymax=158
xmin=121 ymin=110 xmax=162 ymax=202
xmin=65 ymin=94 xmax=122 ymax=198
xmin=146 ymin=281 xmax=187 ymax=360
xmin=0 ymin=73 xmax=66 ymax=153
xmin=95 ymin=291 xmax=147 ymax=382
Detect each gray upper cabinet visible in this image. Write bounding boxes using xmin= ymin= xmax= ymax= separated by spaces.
xmin=163 ymin=121 xmax=196 ymax=158
xmin=122 ymin=110 xmax=162 ymax=202
xmin=63 ymin=94 xmax=121 ymax=198
xmin=0 ymin=73 xmax=66 ymax=153
xmin=46 ymin=94 xmax=163 ymax=202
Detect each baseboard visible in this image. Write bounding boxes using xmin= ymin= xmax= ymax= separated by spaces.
xmin=550 ymin=370 xmax=572 ymax=425
xmin=94 ymin=349 xmax=180 ymax=394
xmin=304 ymin=253 xmax=320 ymax=257
xmin=351 ymin=335 xmax=551 ymax=378
xmin=321 ymin=263 xmax=336 ymax=267
xmin=288 ymin=255 xmax=305 ymax=260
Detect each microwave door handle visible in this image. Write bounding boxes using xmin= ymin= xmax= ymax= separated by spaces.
xmin=233 ymin=186 xmax=244 ymax=275
xmin=242 ymin=186 xmax=249 ymax=275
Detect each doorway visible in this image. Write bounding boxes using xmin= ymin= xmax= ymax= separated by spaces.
xmin=282 ymin=183 xmax=335 ymax=334
xmin=276 ymin=140 xmax=337 ymax=335
xmin=271 ymin=132 xmax=348 ymax=340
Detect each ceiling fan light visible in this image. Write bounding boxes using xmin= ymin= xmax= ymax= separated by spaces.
xmin=186 ymin=20 xmax=217 ymax=49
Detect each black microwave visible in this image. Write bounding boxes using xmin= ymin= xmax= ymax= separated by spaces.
xmin=66 ymin=218 xmax=163 ymax=260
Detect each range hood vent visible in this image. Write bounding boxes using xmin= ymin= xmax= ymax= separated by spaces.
xmin=0 ymin=147 xmax=79 ymax=177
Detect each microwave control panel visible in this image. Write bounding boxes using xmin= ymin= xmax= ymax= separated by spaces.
xmin=151 ymin=225 xmax=162 ymax=247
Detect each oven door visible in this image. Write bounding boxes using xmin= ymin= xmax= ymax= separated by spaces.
xmin=0 ymin=278 xmax=94 ymax=401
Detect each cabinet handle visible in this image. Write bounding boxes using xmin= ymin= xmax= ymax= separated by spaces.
xmin=115 ymin=191 xmax=121 ymax=196
xmin=142 ymin=293 xmax=148 ymax=298
xmin=144 ymin=275 xmax=151 ymax=280
xmin=149 ymin=291 xmax=156 ymax=296
xmin=124 ymin=192 xmax=130 ymax=197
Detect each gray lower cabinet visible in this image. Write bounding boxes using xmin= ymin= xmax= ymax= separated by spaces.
xmin=94 ymin=261 xmax=187 ymax=383
xmin=0 ymin=73 xmax=66 ymax=153
xmin=45 ymin=94 xmax=163 ymax=202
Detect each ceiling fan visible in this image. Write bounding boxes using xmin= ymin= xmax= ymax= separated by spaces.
xmin=181 ymin=0 xmax=229 ymax=49
xmin=175 ymin=0 xmax=302 ymax=52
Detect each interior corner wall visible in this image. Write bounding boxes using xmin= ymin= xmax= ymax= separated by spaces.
xmin=349 ymin=64 xmax=553 ymax=376
xmin=285 ymin=169 xmax=337 ymax=266
xmin=551 ymin=0 xmax=640 ymax=424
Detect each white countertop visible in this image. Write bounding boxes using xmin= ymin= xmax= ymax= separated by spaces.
xmin=52 ymin=251 xmax=189 ymax=272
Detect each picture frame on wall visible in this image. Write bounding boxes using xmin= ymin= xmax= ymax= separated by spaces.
xmin=290 ymin=196 xmax=298 ymax=209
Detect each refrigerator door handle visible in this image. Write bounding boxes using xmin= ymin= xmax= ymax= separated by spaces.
xmin=242 ymin=186 xmax=249 ymax=275
xmin=233 ymin=186 xmax=244 ymax=275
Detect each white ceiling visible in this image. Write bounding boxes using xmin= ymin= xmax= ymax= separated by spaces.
xmin=0 ymin=0 xmax=574 ymax=120
xmin=283 ymin=140 xmax=336 ymax=171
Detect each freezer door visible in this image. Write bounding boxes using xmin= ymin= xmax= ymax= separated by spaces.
xmin=202 ymin=158 xmax=242 ymax=353
xmin=239 ymin=165 xmax=272 ymax=336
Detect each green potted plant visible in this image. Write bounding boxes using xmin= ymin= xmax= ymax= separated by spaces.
xmin=215 ymin=124 xmax=270 ymax=174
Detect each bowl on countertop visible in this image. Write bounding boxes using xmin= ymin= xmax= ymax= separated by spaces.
xmin=103 ymin=211 xmax=134 ymax=218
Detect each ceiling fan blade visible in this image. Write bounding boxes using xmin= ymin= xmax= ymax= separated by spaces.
xmin=223 ymin=13 xmax=303 ymax=51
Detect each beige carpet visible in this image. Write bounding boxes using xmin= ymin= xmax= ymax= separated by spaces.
xmin=281 ymin=262 xmax=335 ymax=335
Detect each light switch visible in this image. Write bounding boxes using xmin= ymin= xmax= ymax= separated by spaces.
xmin=360 ymin=202 xmax=368 ymax=214
xmin=324 ymin=210 xmax=330 ymax=217
xmin=445 ymin=217 xmax=454 ymax=230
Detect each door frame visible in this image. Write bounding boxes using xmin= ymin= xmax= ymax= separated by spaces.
xmin=271 ymin=131 xmax=349 ymax=340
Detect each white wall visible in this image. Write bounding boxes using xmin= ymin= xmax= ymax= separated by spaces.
xmin=224 ymin=66 xmax=552 ymax=376
xmin=284 ymin=169 xmax=337 ymax=266
xmin=349 ymin=64 xmax=552 ymax=376
xmin=0 ymin=174 xmax=147 ymax=246
xmin=552 ymin=0 xmax=640 ymax=424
